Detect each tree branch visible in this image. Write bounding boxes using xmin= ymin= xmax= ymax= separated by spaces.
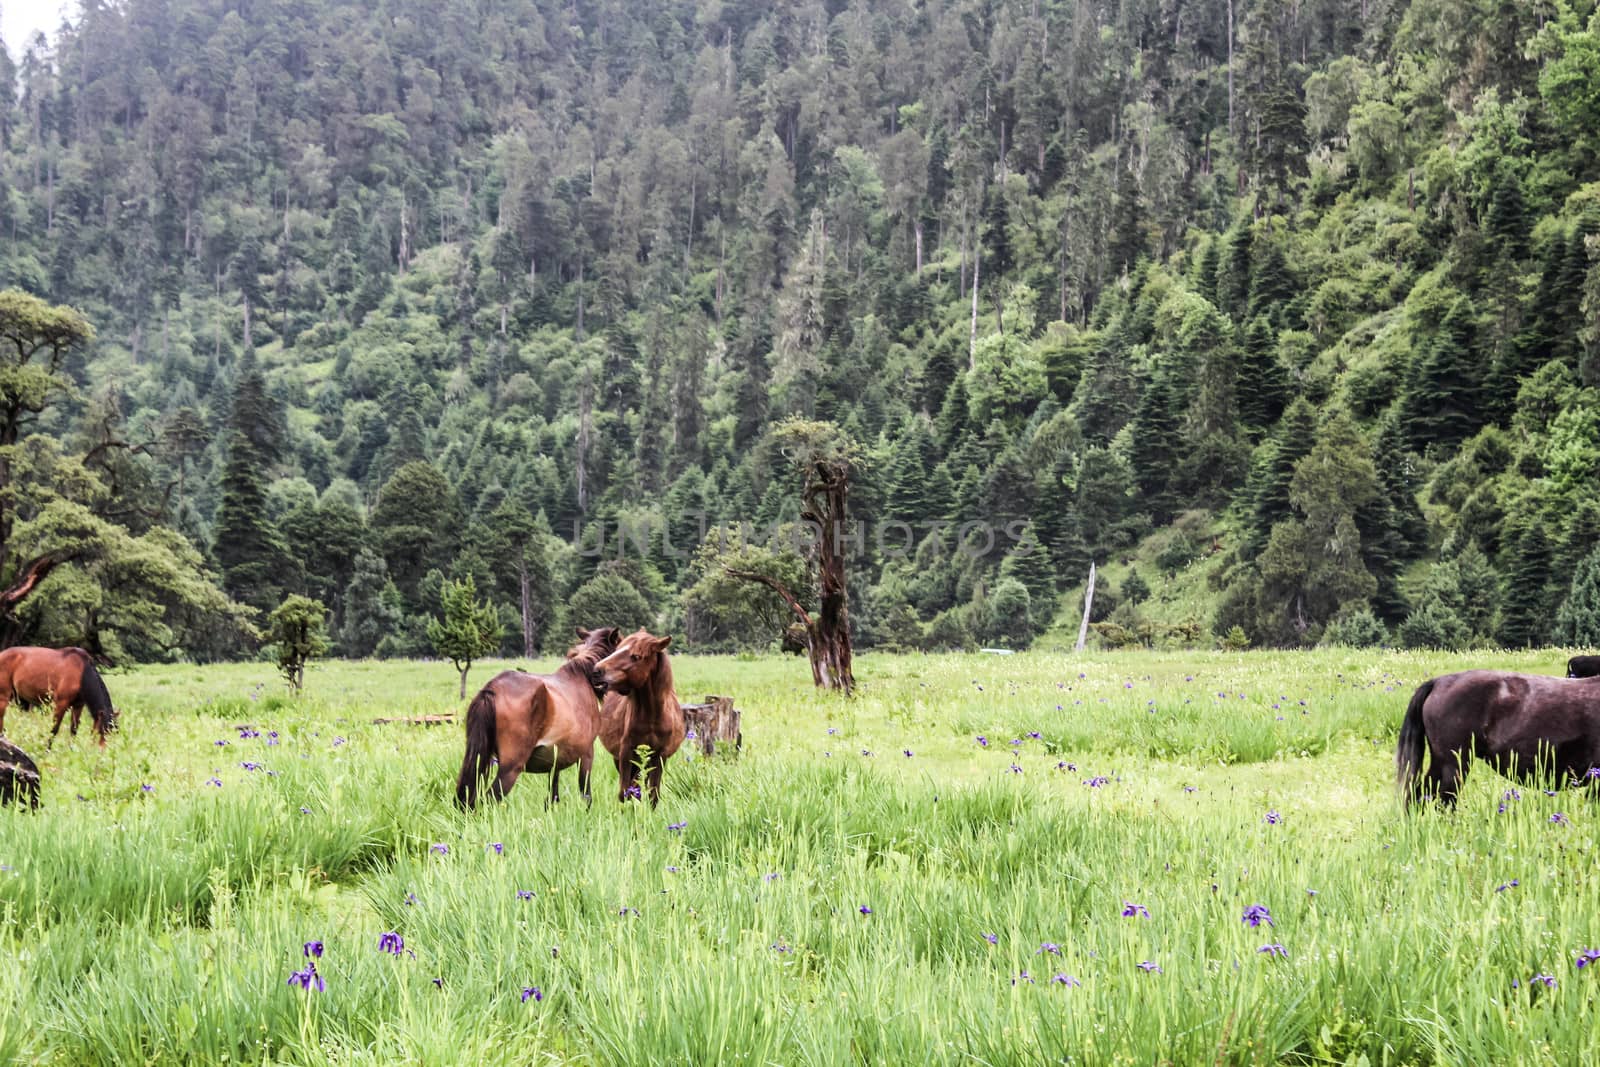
xmin=722 ymin=567 xmax=813 ymax=627
xmin=0 ymin=550 xmax=80 ymax=613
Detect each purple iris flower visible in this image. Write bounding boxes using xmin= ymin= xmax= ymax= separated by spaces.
xmin=1575 ymin=948 xmax=1600 ymax=969
xmin=286 ymin=963 xmax=324 ymax=991
xmin=1009 ymin=763 xmax=1023 ymax=774
xmin=1136 ymin=960 xmax=1162 ymax=973
xmin=667 ymin=821 xmax=687 ymax=832
xmin=1012 ymin=970 xmax=1034 ymax=985
xmin=1257 ymin=943 xmax=1288 ymax=959
xmin=1530 ymin=973 xmax=1557 ymax=988
xmin=859 ymin=905 xmax=872 ymax=915
xmin=141 ymin=784 xmax=154 ymax=793
xmin=619 ymin=906 xmax=638 ymax=916
xmin=404 ymin=892 xmax=418 ymax=906
xmin=771 ymin=941 xmax=791 ymax=953
xmin=1084 ymin=776 xmax=1109 ymax=787
xmin=1122 ymin=902 xmax=1149 ymax=919
xmin=1495 ymin=880 xmax=1519 ymax=892
xmin=1183 ymin=786 xmax=1197 ymax=793
xmin=982 ymin=932 xmax=998 ymax=945
xmin=488 ymin=842 xmax=504 ymax=854
xmin=299 ymin=806 xmax=311 ymax=814
xmin=625 ymin=784 xmax=643 ymax=800
xmin=764 ymin=872 xmax=779 ymax=882
xmin=521 ymin=986 xmax=542 ymax=1003
xmin=903 ymin=749 xmax=914 ymax=758
xmin=332 ymin=736 xmax=346 ymax=747
xmin=1241 ymin=904 xmax=1274 ymax=928
xmin=976 ymin=736 xmax=988 ymax=747
xmin=214 ymin=740 xmax=229 ymax=747
xmin=1551 ymin=812 xmax=1570 ymax=825
xmin=377 ymin=932 xmax=404 ymax=955
xmin=240 ymin=761 xmax=261 ymax=771
xmin=206 ymin=777 xmax=223 ymax=787
xmin=431 ymin=843 xmax=449 ymax=855
xmin=1051 ymin=974 xmax=1081 ymax=986
xmin=516 ymin=890 xmax=535 ymax=900
xmin=1038 ymin=942 xmax=1061 ymax=955
xmin=1264 ymin=810 xmax=1281 ymax=825
xmin=431 ymin=977 xmax=444 ymax=988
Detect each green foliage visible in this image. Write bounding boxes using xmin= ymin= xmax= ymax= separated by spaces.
xmin=267 ymin=595 xmax=330 ymax=693
xmin=1556 ymin=543 xmax=1600 ymax=647
xmin=1320 ymin=606 xmax=1389 ymax=649
xmin=426 ymin=575 xmax=502 ymax=697
xmin=568 ymin=573 xmax=653 ymax=636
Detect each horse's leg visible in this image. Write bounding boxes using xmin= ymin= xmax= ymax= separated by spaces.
xmin=1431 ymin=747 xmax=1465 ymax=808
xmin=0 ymin=689 xmax=9 ymax=737
xmin=47 ymin=697 xmax=72 ymax=749
xmin=615 ymin=753 xmax=638 ymax=802
xmin=578 ymin=752 xmax=594 ymax=808
xmin=645 ymin=751 xmax=666 ymax=808
xmin=490 ymin=760 xmax=526 ymax=800
xmin=70 ymin=702 xmax=83 ymax=737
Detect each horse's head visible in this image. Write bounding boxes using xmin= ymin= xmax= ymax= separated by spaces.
xmin=570 ymin=626 xmax=622 ymax=694
xmin=596 ymin=629 xmax=672 ymax=696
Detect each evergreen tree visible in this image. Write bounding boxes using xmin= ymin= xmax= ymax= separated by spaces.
xmin=428 ymin=575 xmax=503 ymax=698
xmin=1236 ymin=316 xmax=1287 ymax=436
xmin=1245 ymin=397 xmax=1319 ymax=555
xmin=1556 ymin=543 xmax=1600 ymax=647
xmin=340 ymin=549 xmax=403 ymax=658
xmin=1497 ymin=521 xmax=1557 ymax=648
xmin=1403 ymin=297 xmax=1485 ymax=452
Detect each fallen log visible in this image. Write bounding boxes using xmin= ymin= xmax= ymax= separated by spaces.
xmin=681 ymin=695 xmax=742 ymax=757
xmin=371 ymin=714 xmax=457 ymax=726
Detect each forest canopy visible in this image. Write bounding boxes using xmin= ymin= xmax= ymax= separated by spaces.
xmin=3 ymin=0 xmax=1600 ymax=658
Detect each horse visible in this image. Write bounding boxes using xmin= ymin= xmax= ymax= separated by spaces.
xmin=1397 ymin=670 xmax=1600 ymax=808
xmin=0 ymin=646 xmax=118 ymax=748
xmin=1567 ymin=655 xmax=1600 ymax=678
xmin=455 ymin=626 xmax=620 ymax=809
xmin=596 ymin=629 xmax=684 ymax=806
xmin=0 ymin=738 xmax=41 ymax=809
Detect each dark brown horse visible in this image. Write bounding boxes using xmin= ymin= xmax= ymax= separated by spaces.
xmin=0 ymin=646 xmax=117 ymax=748
xmin=597 ymin=629 xmax=685 ymax=805
xmin=1567 ymin=655 xmax=1600 ymax=678
xmin=455 ymin=627 xmax=620 ymax=808
xmin=1397 ymin=671 xmax=1600 ymax=807
xmin=0 ymin=738 xmax=41 ymax=809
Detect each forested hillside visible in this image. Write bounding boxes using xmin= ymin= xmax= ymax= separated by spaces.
xmin=4 ymin=0 xmax=1600 ymax=661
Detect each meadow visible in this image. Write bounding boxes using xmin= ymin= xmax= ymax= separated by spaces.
xmin=0 ymin=648 xmax=1597 ymax=1066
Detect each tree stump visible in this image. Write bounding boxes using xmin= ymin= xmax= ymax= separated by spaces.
xmin=681 ymin=696 xmax=742 ymax=757
xmin=0 ymin=738 xmax=41 ymax=809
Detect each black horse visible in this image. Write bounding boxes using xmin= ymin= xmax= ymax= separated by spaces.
xmin=0 ymin=738 xmax=41 ymax=809
xmin=1398 ymin=671 xmax=1600 ymax=808
xmin=1567 ymin=655 xmax=1600 ymax=678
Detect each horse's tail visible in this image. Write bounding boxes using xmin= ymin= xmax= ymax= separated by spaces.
xmin=1396 ymin=677 xmax=1436 ymax=808
xmin=456 ymin=687 xmax=499 ymax=810
xmin=75 ymin=655 xmax=117 ymax=737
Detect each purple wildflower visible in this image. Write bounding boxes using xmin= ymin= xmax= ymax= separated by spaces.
xmin=982 ymin=932 xmax=998 ymax=945
xmin=1257 ymin=943 xmax=1288 ymax=959
xmin=771 ymin=941 xmax=791 ymax=953
xmin=861 ymin=749 xmax=873 ymax=757
xmin=764 ymin=872 xmax=780 ymax=882
xmin=488 ymin=842 xmax=504 ymax=854
xmin=1505 ymin=788 xmax=1522 ymax=801
xmin=214 ymin=740 xmax=229 ymax=747
xmin=1051 ymin=973 xmax=1081 ymax=987
xmin=1531 ymin=973 xmax=1557 ymax=988
xmin=1009 ymin=763 xmax=1023 ymax=774
xmin=240 ymin=761 xmax=261 ymax=771
xmin=1084 ymin=776 xmax=1110 ymax=787
xmin=303 ymin=940 xmax=323 ymax=958
xmin=1122 ymin=902 xmax=1149 ymax=919
xmin=1056 ymin=761 xmax=1077 ymax=771
xmin=1183 ymin=786 xmax=1197 ymax=793
xmin=1038 ymin=942 xmax=1061 ymax=955
xmin=826 ymin=727 xmax=838 ymax=736
xmin=521 ymin=986 xmax=542 ymax=1003
xmin=1010 ymin=738 xmax=1024 ymax=747
xmin=431 ymin=977 xmax=444 ymax=988
xmin=665 ymin=866 xmax=679 ymax=873
xmin=377 ymin=932 xmax=404 ymax=955
xmin=619 ymin=906 xmax=638 ymax=916
xmin=1136 ymin=960 xmax=1162 ymax=973
xmin=684 ymin=729 xmax=697 ymax=740
xmin=903 ymin=749 xmax=914 ymax=758
xmin=286 ymin=963 xmax=324 ymax=991
xmin=1588 ymin=767 xmax=1600 ymax=779
xmin=206 ymin=777 xmax=223 ymax=787
xmin=976 ymin=736 xmax=988 ymax=747
xmin=431 ymin=843 xmax=449 ymax=855
xmin=1575 ymin=948 xmax=1600 ymax=969
xmin=1012 ymin=970 xmax=1034 ymax=985
xmin=1495 ymin=880 xmax=1519 ymax=893
xmin=141 ymin=784 xmax=154 ymax=793
xmin=1028 ymin=731 xmax=1042 ymax=739
xmin=1264 ymin=810 xmax=1281 ymax=825
xmin=332 ymin=736 xmax=346 ymax=747
xmin=404 ymin=892 xmax=418 ymax=906
xmin=667 ymin=821 xmax=687 ymax=832
xmin=299 ymin=806 xmax=311 ymax=814
xmin=1551 ymin=812 xmax=1570 ymax=825
xmin=1241 ymin=904 xmax=1274 ymax=928
xmin=859 ymin=905 xmax=872 ymax=915
xmin=516 ymin=890 xmax=535 ymax=900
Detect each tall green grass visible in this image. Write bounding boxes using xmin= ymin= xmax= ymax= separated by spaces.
xmin=1 ymin=649 xmax=1596 ymax=1063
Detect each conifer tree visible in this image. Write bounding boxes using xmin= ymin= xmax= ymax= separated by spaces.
xmin=1557 ymin=544 xmax=1600 ymax=647
xmin=1497 ymin=521 xmax=1557 ymax=648
xmin=429 ymin=575 xmax=503 ymax=698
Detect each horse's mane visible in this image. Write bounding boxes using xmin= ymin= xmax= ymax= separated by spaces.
xmin=72 ymin=653 xmax=117 ymax=732
xmin=560 ymin=631 xmax=618 ymax=690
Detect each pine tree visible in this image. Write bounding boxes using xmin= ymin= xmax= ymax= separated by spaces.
xmin=213 ymin=372 xmax=296 ymax=615
xmin=1403 ymin=297 xmax=1485 ymax=452
xmin=340 ymin=549 xmax=403 ymax=657
xmin=1497 ymin=521 xmax=1557 ymax=648
xmin=1245 ymin=397 xmax=1318 ymax=554
xmin=1128 ymin=373 xmax=1183 ymax=523
xmin=1557 ymin=544 xmax=1600 ymax=646
xmin=1236 ymin=316 xmax=1287 ymax=436
xmin=998 ymin=522 xmax=1058 ymax=605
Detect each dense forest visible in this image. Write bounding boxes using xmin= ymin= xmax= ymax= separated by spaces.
xmin=4 ymin=0 xmax=1600 ymax=662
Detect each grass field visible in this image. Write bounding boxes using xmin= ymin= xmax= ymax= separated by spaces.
xmin=1 ymin=648 xmax=1598 ymax=1065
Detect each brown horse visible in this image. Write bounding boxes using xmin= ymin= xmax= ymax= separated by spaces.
xmin=455 ymin=626 xmax=620 ymax=808
xmin=0 ymin=646 xmax=117 ymax=748
xmin=596 ymin=629 xmax=685 ymax=805
xmin=1397 ymin=671 xmax=1600 ymax=808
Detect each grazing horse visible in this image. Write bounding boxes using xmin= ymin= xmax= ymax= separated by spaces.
xmin=1567 ymin=655 xmax=1600 ymax=679
xmin=0 ymin=646 xmax=118 ymax=748
xmin=596 ymin=630 xmax=684 ymax=806
xmin=455 ymin=627 xmax=620 ymax=808
xmin=1 ymin=738 xmax=41 ymax=809
xmin=1397 ymin=671 xmax=1600 ymax=808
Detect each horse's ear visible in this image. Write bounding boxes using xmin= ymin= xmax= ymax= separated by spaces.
xmin=576 ymin=626 xmax=591 ymax=639
xmin=654 ymin=635 xmax=673 ymax=651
